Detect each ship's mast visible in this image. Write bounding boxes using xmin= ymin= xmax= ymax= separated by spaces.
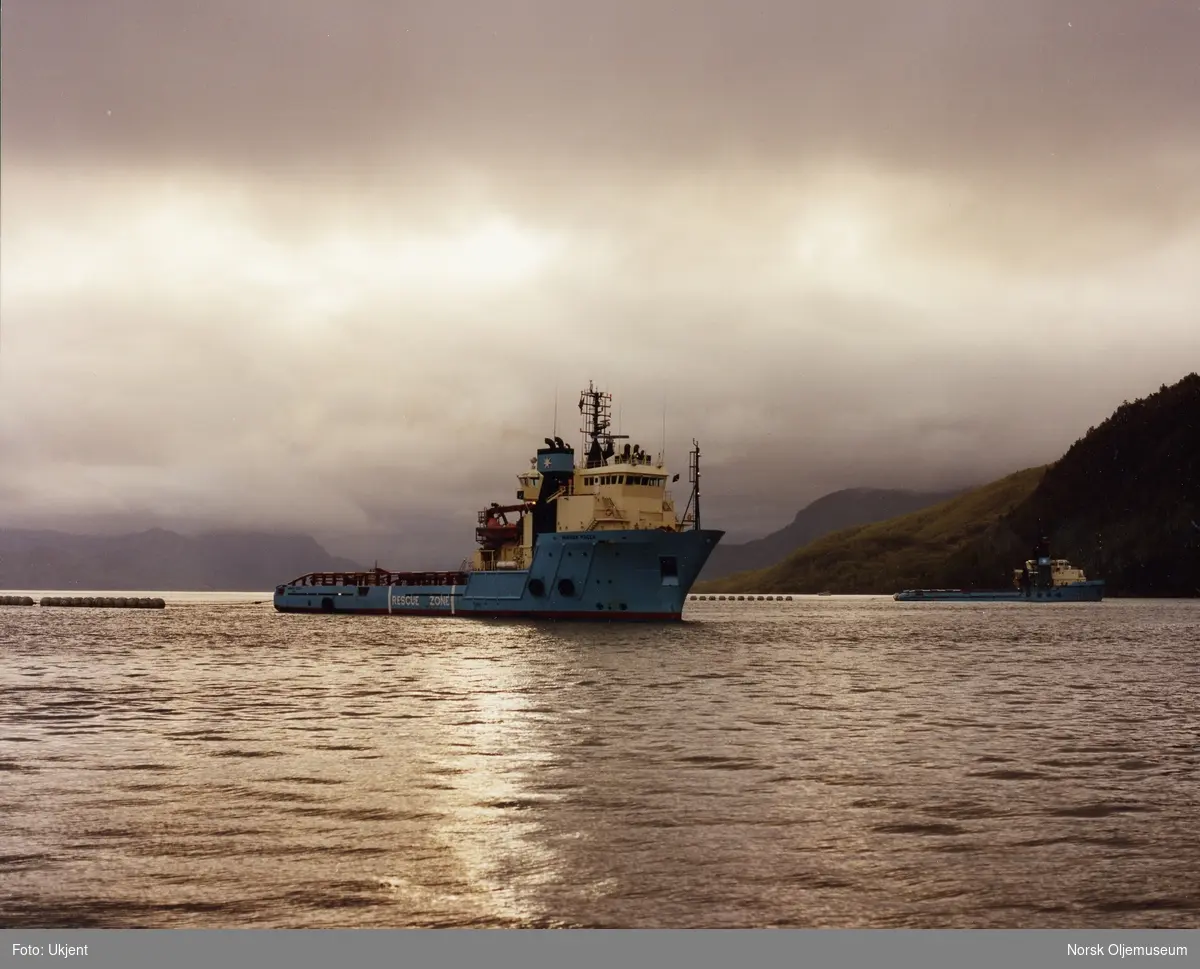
xmin=682 ymin=438 xmax=702 ymax=530
xmin=578 ymin=381 xmax=624 ymax=468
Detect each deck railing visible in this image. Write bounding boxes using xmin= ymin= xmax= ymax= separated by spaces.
xmin=288 ymin=570 xmax=470 ymax=587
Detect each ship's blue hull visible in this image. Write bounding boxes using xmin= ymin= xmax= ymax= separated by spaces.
xmin=274 ymin=528 xmax=724 ymax=620
xmin=893 ymin=580 xmax=1105 ymax=602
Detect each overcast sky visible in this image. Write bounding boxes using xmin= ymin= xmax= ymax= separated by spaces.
xmin=2 ymin=0 xmax=1198 ymax=562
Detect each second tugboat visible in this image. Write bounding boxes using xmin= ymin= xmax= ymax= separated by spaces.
xmin=274 ymin=382 xmax=724 ymax=620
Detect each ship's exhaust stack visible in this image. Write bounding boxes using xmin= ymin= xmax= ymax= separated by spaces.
xmin=531 ymin=440 xmax=575 ymax=543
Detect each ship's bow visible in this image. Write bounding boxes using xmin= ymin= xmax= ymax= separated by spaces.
xmin=660 ymin=528 xmax=724 ymax=615
xmin=677 ymin=528 xmax=724 ymax=593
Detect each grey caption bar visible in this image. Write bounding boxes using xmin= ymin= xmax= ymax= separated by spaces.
xmin=1 ymin=928 xmax=1196 ymax=969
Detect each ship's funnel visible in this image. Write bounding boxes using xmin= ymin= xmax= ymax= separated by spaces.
xmin=532 ymin=444 xmax=577 ymax=542
xmin=535 ymin=446 xmax=575 ymax=474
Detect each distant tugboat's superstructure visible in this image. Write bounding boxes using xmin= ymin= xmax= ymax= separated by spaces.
xmin=274 ymin=382 xmax=724 ymax=620
xmin=893 ymin=537 xmax=1105 ymax=602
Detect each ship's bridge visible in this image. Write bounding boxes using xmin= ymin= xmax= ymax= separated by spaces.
xmin=1015 ymin=557 xmax=1089 ymax=587
xmin=578 ymin=467 xmax=669 ymax=490
xmin=516 ymin=457 xmax=673 ymax=501
xmin=544 ymin=457 xmax=680 ymax=533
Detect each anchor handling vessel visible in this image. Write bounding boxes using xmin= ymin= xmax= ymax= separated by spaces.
xmin=274 ymin=382 xmax=724 ymax=620
xmin=893 ymin=537 xmax=1105 ymax=602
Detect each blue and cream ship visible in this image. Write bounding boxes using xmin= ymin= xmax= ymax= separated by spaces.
xmin=274 ymin=383 xmax=723 ymax=620
xmin=893 ymin=537 xmax=1105 ymax=602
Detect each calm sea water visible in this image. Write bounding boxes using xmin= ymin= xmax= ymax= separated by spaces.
xmin=2 ymin=594 xmax=1197 ymax=929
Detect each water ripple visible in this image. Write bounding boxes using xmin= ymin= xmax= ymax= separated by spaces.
xmin=1 ymin=595 xmax=1197 ymax=928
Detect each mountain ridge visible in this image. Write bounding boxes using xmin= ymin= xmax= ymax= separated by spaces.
xmin=0 ymin=528 xmax=362 ymax=592
xmin=695 ymin=468 xmax=1046 ymax=595
xmin=700 ymin=486 xmax=966 ymax=581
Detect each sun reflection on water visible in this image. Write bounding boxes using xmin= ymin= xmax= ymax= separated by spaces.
xmin=379 ymin=627 xmax=568 ymax=925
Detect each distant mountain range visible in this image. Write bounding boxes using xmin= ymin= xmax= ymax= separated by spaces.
xmin=699 ymin=486 xmax=964 ymax=581
xmin=695 ymin=468 xmax=1045 ymax=595
xmin=696 ymin=372 xmax=1200 ymax=597
xmin=0 ymin=528 xmax=361 ymax=592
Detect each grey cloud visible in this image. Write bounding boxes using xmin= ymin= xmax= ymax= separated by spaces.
xmin=2 ymin=0 xmax=1198 ymax=556
xmin=4 ymin=245 xmax=1194 ymax=543
xmin=4 ymin=1 xmax=1197 ymax=176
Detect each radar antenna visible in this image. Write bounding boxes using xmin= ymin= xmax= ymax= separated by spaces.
xmin=578 ymin=381 xmax=628 ymax=469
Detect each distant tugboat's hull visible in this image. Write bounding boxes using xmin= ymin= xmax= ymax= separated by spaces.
xmin=894 ymin=580 xmax=1105 ymax=602
xmin=274 ymin=528 xmax=724 ymax=621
